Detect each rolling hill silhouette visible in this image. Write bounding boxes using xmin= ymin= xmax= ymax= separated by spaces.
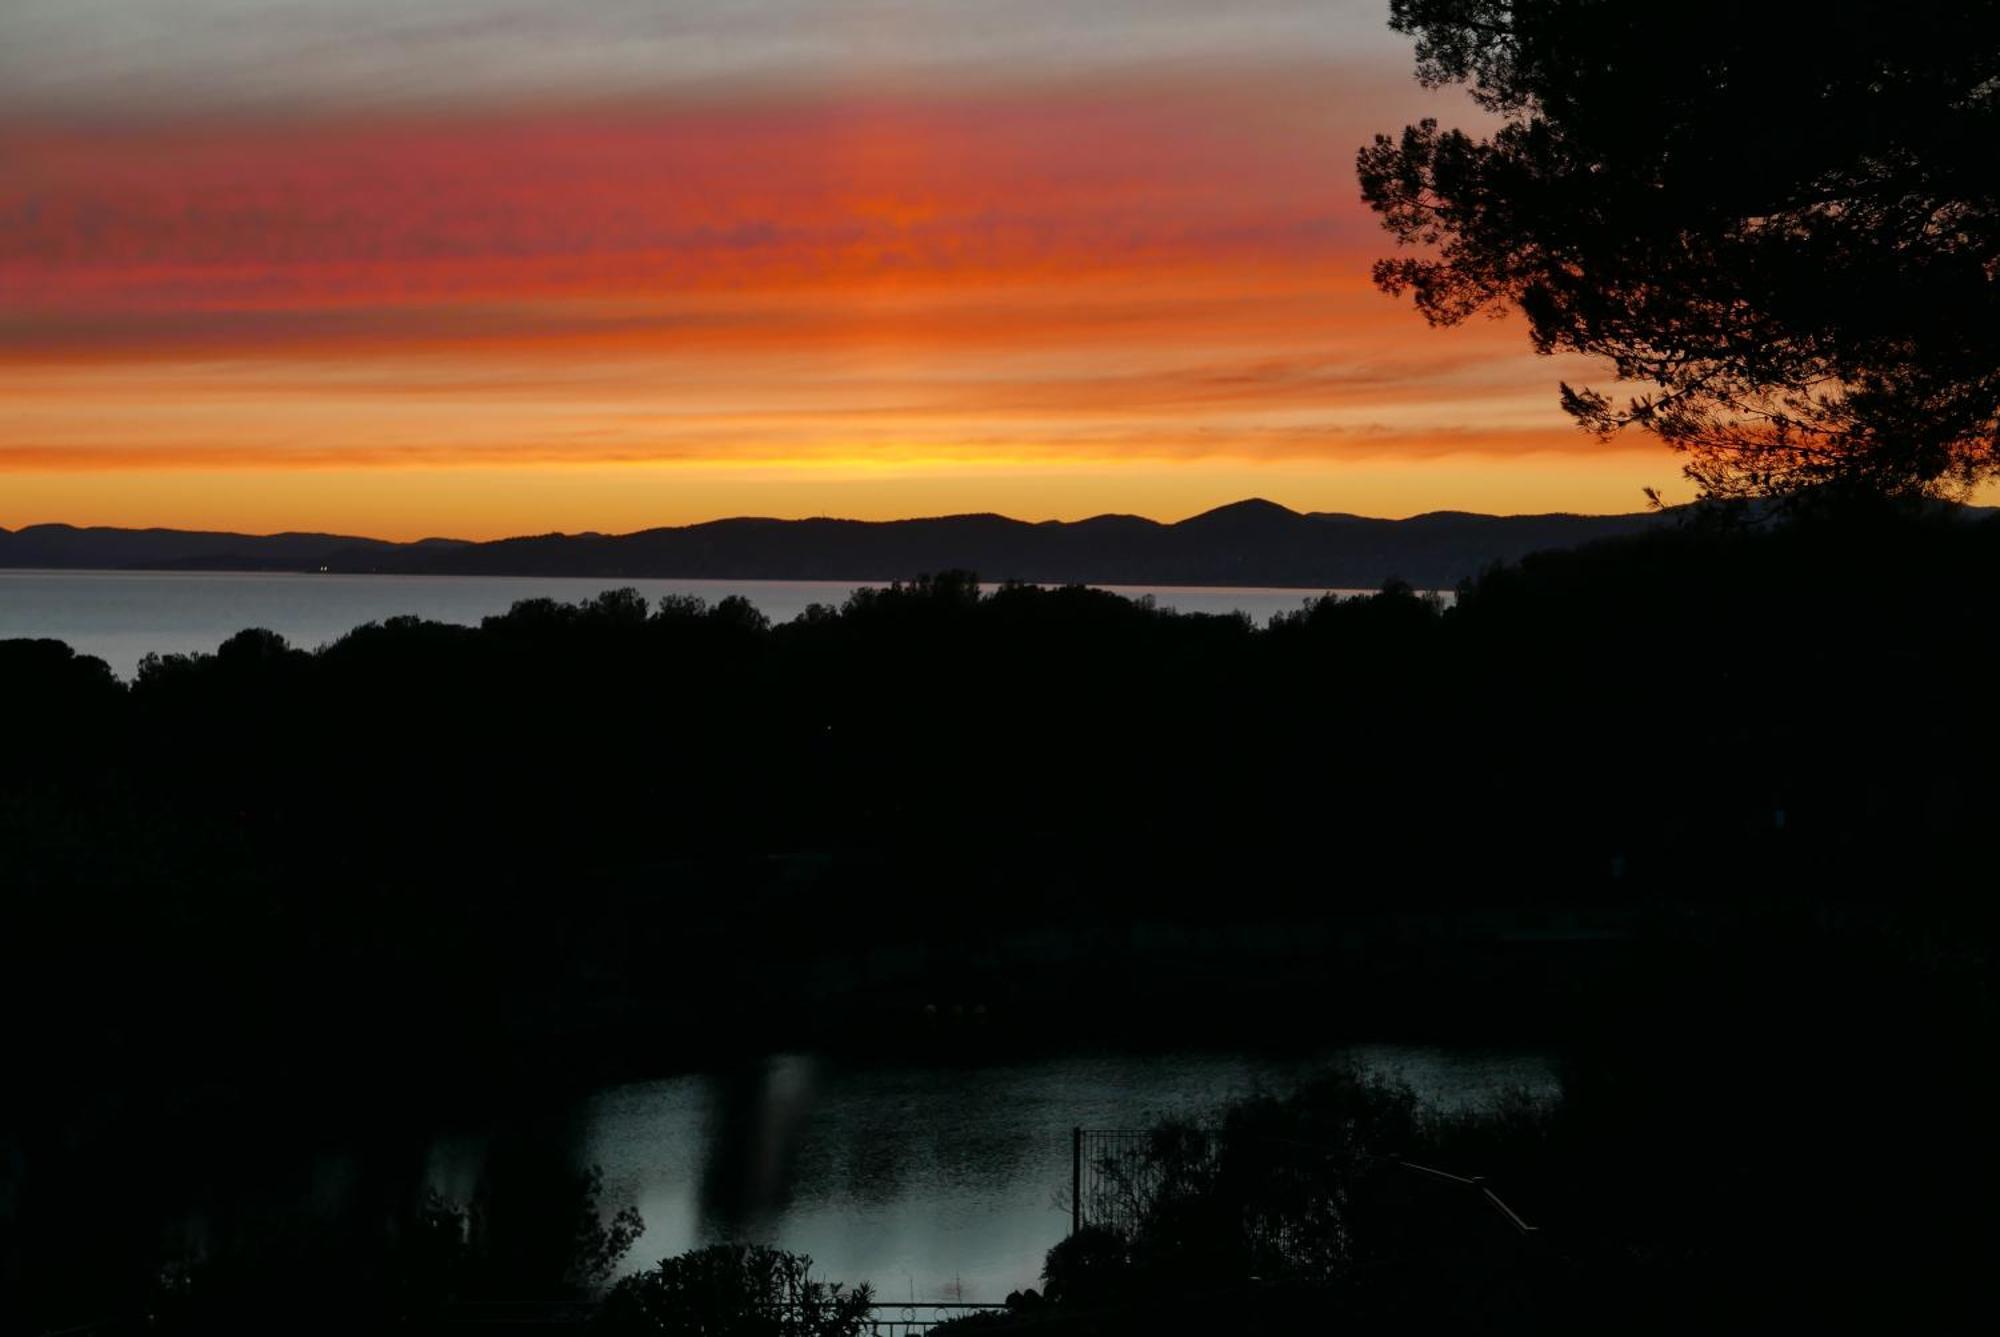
xmin=1 ymin=501 xmax=1667 ymax=588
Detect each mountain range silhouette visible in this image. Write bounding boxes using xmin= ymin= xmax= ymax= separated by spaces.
xmin=0 ymin=499 xmax=1672 ymax=588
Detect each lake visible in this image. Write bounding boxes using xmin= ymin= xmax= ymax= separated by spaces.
xmin=109 ymin=1040 xmax=1544 ymax=1304
xmin=435 ymin=1046 xmax=1556 ymax=1300
xmin=17 ymin=1046 xmax=1554 ymax=1324
xmin=0 ymin=570 xmax=1365 ymax=680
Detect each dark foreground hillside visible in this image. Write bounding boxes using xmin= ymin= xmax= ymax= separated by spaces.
xmin=3 ymin=504 xmax=1997 ymax=1331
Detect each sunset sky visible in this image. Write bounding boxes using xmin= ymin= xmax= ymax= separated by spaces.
xmin=1 ymin=0 xmax=1677 ymax=540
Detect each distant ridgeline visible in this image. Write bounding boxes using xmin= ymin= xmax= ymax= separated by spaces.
xmin=0 ymin=499 xmax=1667 ymax=588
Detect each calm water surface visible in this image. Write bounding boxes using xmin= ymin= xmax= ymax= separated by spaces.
xmin=0 ymin=570 xmax=1367 ymax=680
xmin=429 ymin=1047 xmax=1557 ymax=1301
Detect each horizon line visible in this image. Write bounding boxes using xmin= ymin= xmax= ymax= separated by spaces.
xmin=0 ymin=496 xmax=1662 ymax=548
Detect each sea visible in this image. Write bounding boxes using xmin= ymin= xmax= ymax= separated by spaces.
xmin=0 ymin=569 xmax=1368 ymax=681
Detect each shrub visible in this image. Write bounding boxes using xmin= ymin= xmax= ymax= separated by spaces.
xmin=596 ymin=1244 xmax=872 ymax=1337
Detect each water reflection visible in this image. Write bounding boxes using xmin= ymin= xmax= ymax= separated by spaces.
xmin=700 ymin=1055 xmax=821 ymax=1232
xmin=563 ymin=1048 xmax=1556 ymax=1301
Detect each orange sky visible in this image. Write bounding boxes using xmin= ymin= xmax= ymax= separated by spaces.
xmin=0 ymin=28 xmax=1678 ymax=539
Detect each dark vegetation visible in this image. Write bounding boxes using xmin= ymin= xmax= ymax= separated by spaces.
xmin=1011 ymin=1040 xmax=1998 ymax=1334
xmin=4 ymin=504 xmax=1999 ymax=1330
xmin=1361 ymin=0 xmax=2000 ymax=497
xmin=142 ymin=1183 xmax=869 ymax=1337
xmin=140 ymin=1140 xmax=642 ymax=1335
xmin=598 ymin=1245 xmax=873 ymax=1337
xmin=8 ymin=506 xmax=1995 ymax=1088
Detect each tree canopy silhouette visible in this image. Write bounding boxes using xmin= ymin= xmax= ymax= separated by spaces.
xmin=598 ymin=1245 xmax=872 ymax=1337
xmin=1357 ymin=0 xmax=2000 ymax=500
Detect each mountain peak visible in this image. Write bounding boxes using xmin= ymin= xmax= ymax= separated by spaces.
xmin=1178 ymin=498 xmax=1300 ymax=526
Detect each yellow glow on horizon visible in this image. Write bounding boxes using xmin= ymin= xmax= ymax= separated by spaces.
xmin=0 ymin=68 xmax=1825 ymax=538
xmin=0 ymin=449 xmax=1695 ymax=543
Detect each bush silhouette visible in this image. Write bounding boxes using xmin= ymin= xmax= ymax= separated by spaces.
xmin=597 ymin=1244 xmax=872 ymax=1337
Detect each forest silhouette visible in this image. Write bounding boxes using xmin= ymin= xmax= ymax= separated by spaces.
xmin=5 ymin=504 xmax=1998 ymax=1329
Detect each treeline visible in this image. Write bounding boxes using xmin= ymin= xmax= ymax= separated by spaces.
xmin=5 ymin=505 xmax=1999 ymax=1329
xmin=11 ymin=504 xmax=1998 ymax=890
xmin=6 ymin=506 xmax=1999 ymax=1089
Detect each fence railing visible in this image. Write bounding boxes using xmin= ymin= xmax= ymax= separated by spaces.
xmin=1071 ymin=1126 xmax=1181 ymax=1237
xmin=862 ymin=1302 xmax=1010 ymax=1336
xmin=428 ymin=1298 xmax=1009 ymax=1332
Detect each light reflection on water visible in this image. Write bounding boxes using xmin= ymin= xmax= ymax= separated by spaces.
xmin=552 ymin=1048 xmax=1557 ymax=1301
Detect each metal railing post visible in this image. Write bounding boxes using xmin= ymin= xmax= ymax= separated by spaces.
xmin=1071 ymin=1125 xmax=1083 ymax=1235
